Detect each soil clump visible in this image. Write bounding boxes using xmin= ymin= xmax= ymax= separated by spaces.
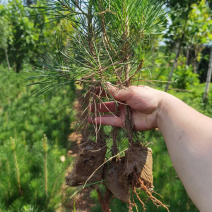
xmin=66 ymin=140 xmax=107 ymax=186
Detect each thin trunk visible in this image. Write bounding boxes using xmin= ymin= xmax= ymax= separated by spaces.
xmin=98 ymin=0 xmax=119 ymax=155
xmin=88 ymin=2 xmax=93 ymax=55
xmin=87 ymin=2 xmax=104 ymax=143
xmin=44 ymin=151 xmax=48 ymax=196
xmin=13 ymin=149 xmax=22 ymax=196
xmin=5 ymin=48 xmax=11 ymax=71
xmin=6 ymin=161 xmax=12 ymax=197
xmin=123 ymin=3 xmax=134 ymax=144
xmin=193 ymin=47 xmax=198 ymax=74
xmin=203 ymin=46 xmax=212 ymax=102
xmin=186 ymin=46 xmax=190 ymax=66
xmin=194 ymin=60 xmax=200 ymax=74
xmin=86 ymin=2 xmax=96 ymax=140
xmin=165 ymin=4 xmax=190 ymax=92
xmin=43 ymin=135 xmax=48 ymax=196
xmin=165 ymin=36 xmax=186 ymax=92
xmin=193 ymin=46 xmax=202 ymax=74
xmin=124 ymin=4 xmax=130 ymax=87
xmin=165 ymin=42 xmax=181 ymax=92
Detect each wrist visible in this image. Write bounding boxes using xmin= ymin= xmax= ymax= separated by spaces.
xmin=156 ymin=90 xmax=172 ymax=129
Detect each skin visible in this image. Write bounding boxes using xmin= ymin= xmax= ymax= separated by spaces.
xmin=88 ymin=84 xmax=212 ymax=212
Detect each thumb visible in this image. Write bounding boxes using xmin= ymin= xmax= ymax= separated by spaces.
xmin=106 ymin=83 xmax=134 ymax=102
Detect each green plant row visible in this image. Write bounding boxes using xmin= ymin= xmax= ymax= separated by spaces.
xmin=0 ymin=66 xmax=75 ymax=211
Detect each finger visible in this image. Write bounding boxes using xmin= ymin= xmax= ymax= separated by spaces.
xmin=88 ymin=115 xmax=124 ymax=127
xmin=106 ymin=83 xmax=134 ymax=102
xmin=132 ymin=110 xmax=157 ymax=131
xmin=90 ymin=101 xmax=116 ymax=113
xmin=119 ymin=103 xmax=125 ymax=117
xmin=94 ymin=84 xmax=134 ymax=102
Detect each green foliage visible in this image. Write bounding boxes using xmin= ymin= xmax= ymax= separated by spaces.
xmin=169 ymin=83 xmax=212 ymax=117
xmin=172 ymin=56 xmax=199 ymax=89
xmin=32 ymin=0 xmax=167 ymax=94
xmin=165 ymin=0 xmax=211 ymax=46
xmin=166 ymin=0 xmax=201 ymax=8
xmin=164 ymin=0 xmax=211 ymax=77
xmin=187 ymin=0 xmax=212 ymax=45
xmin=0 ymin=0 xmax=73 ymax=73
xmin=0 ymin=16 xmax=11 ymax=50
xmin=0 ymin=0 xmax=39 ymax=72
xmin=0 ymin=66 xmax=75 ymax=211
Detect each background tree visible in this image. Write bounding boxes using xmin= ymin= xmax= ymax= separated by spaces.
xmin=163 ymin=0 xmax=212 ymax=91
xmin=164 ymin=0 xmax=200 ymax=91
xmin=203 ymin=0 xmax=212 ymax=101
xmin=204 ymin=46 xmax=212 ymax=101
xmin=0 ymin=0 xmax=73 ymax=73
xmin=0 ymin=16 xmax=12 ymax=70
xmin=0 ymin=0 xmax=40 ymax=73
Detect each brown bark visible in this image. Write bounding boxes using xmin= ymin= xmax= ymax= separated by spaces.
xmin=165 ymin=4 xmax=190 ymax=92
xmin=203 ymin=46 xmax=212 ymax=102
xmin=165 ymin=35 xmax=186 ymax=92
xmin=186 ymin=46 xmax=190 ymax=66
xmin=5 ymin=48 xmax=11 ymax=71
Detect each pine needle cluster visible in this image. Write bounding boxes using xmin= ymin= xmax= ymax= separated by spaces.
xmin=32 ymin=0 xmax=167 ymax=92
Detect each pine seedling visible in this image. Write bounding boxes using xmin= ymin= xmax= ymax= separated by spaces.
xmin=11 ymin=138 xmax=23 ymax=196
xmin=31 ymin=0 xmax=169 ymax=210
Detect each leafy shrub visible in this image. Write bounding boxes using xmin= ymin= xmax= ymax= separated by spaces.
xmin=172 ymin=56 xmax=199 ymax=90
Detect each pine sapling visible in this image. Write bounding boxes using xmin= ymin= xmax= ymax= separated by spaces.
xmin=11 ymin=137 xmax=23 ymax=196
xmin=42 ymin=134 xmax=48 ymax=197
xmin=31 ymin=0 xmax=169 ymax=210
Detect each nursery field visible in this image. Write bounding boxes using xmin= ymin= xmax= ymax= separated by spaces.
xmin=0 ymin=66 xmax=211 ymax=211
xmin=0 ymin=66 xmax=76 ymax=211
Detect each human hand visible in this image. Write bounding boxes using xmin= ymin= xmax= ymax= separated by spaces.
xmin=88 ymin=84 xmax=166 ymax=131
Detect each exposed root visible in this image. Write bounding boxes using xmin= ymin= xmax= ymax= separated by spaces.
xmin=132 ymin=189 xmax=139 ymax=212
xmin=128 ymin=200 xmax=133 ymax=212
xmin=96 ymin=188 xmax=111 ymax=212
xmin=152 ymin=190 xmax=164 ymax=199
xmin=133 ymin=187 xmax=146 ymax=212
xmin=138 ymin=178 xmax=170 ymax=212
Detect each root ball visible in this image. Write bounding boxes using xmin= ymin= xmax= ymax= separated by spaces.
xmin=66 ymin=141 xmax=107 ymax=186
xmin=123 ymin=144 xmax=153 ymax=189
xmin=103 ymin=159 xmax=130 ymax=203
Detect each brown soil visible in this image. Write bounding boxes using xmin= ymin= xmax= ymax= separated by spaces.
xmin=73 ymin=187 xmax=94 ymax=212
xmin=103 ymin=158 xmax=130 ymax=203
xmin=66 ymin=140 xmax=107 ymax=186
xmin=102 ymin=144 xmax=153 ymax=205
xmin=123 ymin=144 xmax=153 ymax=189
